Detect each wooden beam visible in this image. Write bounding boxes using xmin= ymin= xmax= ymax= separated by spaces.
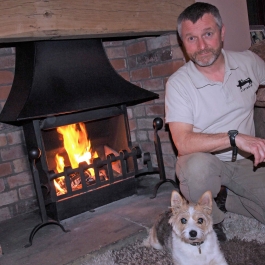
xmin=0 ymin=0 xmax=194 ymax=43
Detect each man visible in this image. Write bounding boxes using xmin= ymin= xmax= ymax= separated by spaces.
xmin=165 ymin=2 xmax=265 ymax=242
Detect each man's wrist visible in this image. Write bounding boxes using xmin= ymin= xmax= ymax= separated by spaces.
xmin=228 ymin=130 xmax=238 ymax=162
xmin=228 ymin=130 xmax=238 ymax=147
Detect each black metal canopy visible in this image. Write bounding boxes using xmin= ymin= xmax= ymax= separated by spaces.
xmin=0 ymin=38 xmax=158 ymax=124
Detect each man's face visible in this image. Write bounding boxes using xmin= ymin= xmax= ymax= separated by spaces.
xmin=181 ymin=13 xmax=225 ymax=67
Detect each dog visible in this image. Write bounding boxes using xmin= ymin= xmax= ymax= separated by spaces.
xmin=143 ymin=190 xmax=228 ymax=265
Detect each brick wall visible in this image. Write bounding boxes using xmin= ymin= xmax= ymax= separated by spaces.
xmin=0 ymin=33 xmax=185 ymax=222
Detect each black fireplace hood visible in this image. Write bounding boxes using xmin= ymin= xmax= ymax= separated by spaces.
xmin=0 ymin=38 xmax=158 ymax=124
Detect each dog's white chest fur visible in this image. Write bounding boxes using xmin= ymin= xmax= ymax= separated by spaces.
xmin=171 ymin=231 xmax=227 ymax=265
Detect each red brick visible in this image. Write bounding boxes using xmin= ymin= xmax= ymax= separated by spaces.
xmin=0 ymin=134 xmax=7 ymax=146
xmin=126 ymin=41 xmax=146 ymax=56
xmin=161 ymin=142 xmax=175 ymax=155
xmin=141 ymin=142 xmax=155 ymax=153
xmin=126 ymin=108 xmax=133 ymax=119
xmin=136 ymin=130 xmax=148 ymax=141
xmin=0 ymin=178 xmax=5 ymax=192
xmin=0 ymin=55 xmax=15 ymax=69
xmin=152 ymin=60 xmax=184 ymax=77
xmin=0 ymin=162 xmax=12 ymax=177
xmin=7 ymin=171 xmax=32 ymax=189
xmin=7 ymin=130 xmax=23 ymax=145
xmin=109 ymin=59 xmax=126 ymax=71
xmin=127 ymin=56 xmax=137 ymax=68
xmin=163 ymin=155 xmax=176 ymax=168
xmin=0 ymin=190 xmax=18 ymax=207
xmin=145 ymin=105 xmax=165 ymax=116
xmin=165 ymin=168 xmax=177 ymax=181
xmin=105 ymin=46 xmax=126 ymax=59
xmin=0 ymin=85 xmax=11 ymax=100
xmin=13 ymin=157 xmax=30 ymax=173
xmin=129 ymin=119 xmax=137 ymax=131
xmin=147 ymin=35 xmax=170 ymax=51
xmin=1 ymin=145 xmax=25 ymax=161
xmin=148 ymin=129 xmax=170 ymax=142
xmin=172 ymin=46 xmax=185 ymax=60
xmin=130 ymin=67 xmax=151 ymax=82
xmin=130 ymin=131 xmax=136 ymax=142
xmin=133 ymin=105 xmax=146 ymax=117
xmin=0 ymin=207 xmax=11 ymax=222
xmin=0 ymin=71 xmax=14 ymax=85
xmin=142 ymin=78 xmax=164 ymax=91
xmin=137 ymin=118 xmax=154 ymax=129
xmin=169 ymin=34 xmax=178 ymax=46
xmin=118 ymin=71 xmax=130 ymax=81
xmin=19 ymin=184 xmax=35 ymax=200
xmin=154 ymin=91 xmax=165 ymax=104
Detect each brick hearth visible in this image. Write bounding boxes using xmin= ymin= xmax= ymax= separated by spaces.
xmin=0 ymin=33 xmax=185 ymax=222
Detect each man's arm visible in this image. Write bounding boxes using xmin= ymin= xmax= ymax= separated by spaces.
xmin=169 ymin=121 xmax=265 ymax=166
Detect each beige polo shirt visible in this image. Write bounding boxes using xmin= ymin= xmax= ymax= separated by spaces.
xmin=165 ymin=49 xmax=265 ymax=161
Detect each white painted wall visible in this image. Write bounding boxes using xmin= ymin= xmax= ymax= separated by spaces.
xmin=196 ymin=0 xmax=251 ymax=51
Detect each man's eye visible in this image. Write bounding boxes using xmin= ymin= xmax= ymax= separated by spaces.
xmin=181 ymin=218 xmax=187 ymax=224
xmin=188 ymin=37 xmax=195 ymax=42
xmin=198 ymin=218 xmax=204 ymax=224
xmin=205 ymin=32 xmax=213 ymax=37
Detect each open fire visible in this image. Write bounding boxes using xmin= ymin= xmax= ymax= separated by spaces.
xmin=53 ymin=122 xmax=114 ymax=196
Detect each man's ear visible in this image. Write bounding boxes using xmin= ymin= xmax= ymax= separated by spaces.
xmin=221 ymin=24 xmax=225 ymax=42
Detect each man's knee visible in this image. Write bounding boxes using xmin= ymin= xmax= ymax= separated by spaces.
xmin=176 ymin=152 xmax=222 ymax=181
xmin=176 ymin=153 xmax=223 ymax=199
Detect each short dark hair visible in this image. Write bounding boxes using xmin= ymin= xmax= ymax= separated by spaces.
xmin=177 ymin=2 xmax=222 ymax=39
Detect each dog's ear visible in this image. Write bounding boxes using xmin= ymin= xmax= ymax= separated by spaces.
xmin=198 ymin=191 xmax=212 ymax=214
xmin=171 ymin=190 xmax=185 ymax=213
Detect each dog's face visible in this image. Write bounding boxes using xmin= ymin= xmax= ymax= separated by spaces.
xmin=169 ymin=190 xmax=213 ymax=244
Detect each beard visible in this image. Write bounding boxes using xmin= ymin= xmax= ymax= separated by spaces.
xmin=189 ymin=44 xmax=222 ymax=67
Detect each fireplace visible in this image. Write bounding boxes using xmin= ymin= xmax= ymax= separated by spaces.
xmin=0 ymin=38 xmax=160 ymax=245
xmin=22 ymin=105 xmax=151 ymax=222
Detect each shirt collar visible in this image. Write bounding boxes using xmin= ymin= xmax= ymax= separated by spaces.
xmin=186 ymin=49 xmax=239 ymax=89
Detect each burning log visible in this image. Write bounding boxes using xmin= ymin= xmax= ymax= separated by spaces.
xmin=104 ymin=145 xmax=122 ymax=174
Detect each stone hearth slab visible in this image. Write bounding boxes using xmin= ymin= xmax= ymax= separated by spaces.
xmin=0 ymin=176 xmax=174 ymax=265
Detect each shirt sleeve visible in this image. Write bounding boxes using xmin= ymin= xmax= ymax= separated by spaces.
xmin=165 ymin=74 xmax=194 ymax=124
xmin=248 ymin=50 xmax=265 ymax=85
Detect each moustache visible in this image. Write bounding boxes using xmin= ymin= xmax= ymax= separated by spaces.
xmin=195 ymin=49 xmax=214 ymax=56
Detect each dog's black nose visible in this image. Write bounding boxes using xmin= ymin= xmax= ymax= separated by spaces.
xmin=189 ymin=230 xmax=197 ymax=238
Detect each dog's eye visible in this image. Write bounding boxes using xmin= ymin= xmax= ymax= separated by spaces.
xmin=197 ymin=218 xmax=203 ymax=224
xmin=181 ymin=218 xmax=187 ymax=224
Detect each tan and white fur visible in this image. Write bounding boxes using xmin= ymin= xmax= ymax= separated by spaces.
xmin=144 ymin=190 xmax=227 ymax=265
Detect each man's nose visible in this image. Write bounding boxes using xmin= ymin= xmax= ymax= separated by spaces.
xmin=197 ymin=38 xmax=206 ymax=50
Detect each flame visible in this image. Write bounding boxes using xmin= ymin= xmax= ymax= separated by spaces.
xmin=54 ymin=122 xmax=98 ymax=194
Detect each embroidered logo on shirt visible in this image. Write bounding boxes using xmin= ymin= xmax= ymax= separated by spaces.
xmin=237 ymin=78 xmax=252 ymax=92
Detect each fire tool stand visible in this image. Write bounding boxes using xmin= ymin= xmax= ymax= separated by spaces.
xmin=151 ymin=117 xmax=179 ymax=199
xmin=24 ymin=147 xmax=70 ymax=248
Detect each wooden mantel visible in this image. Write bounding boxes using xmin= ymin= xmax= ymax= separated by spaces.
xmin=0 ymin=0 xmax=194 ymax=43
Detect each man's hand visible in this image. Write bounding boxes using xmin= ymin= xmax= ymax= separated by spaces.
xmin=236 ymin=134 xmax=265 ymax=166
